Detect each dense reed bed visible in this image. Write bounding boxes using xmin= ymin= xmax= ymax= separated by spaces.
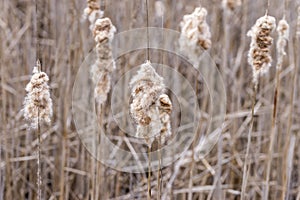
xmin=0 ymin=0 xmax=300 ymax=199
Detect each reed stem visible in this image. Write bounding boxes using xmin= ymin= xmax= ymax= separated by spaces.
xmin=241 ymin=83 xmax=257 ymax=200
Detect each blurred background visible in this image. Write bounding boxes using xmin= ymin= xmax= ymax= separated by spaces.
xmin=0 ymin=0 xmax=300 ymax=199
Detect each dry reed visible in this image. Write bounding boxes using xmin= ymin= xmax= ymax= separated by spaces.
xmin=22 ymin=60 xmax=52 ymax=200
xmin=2 ymin=1 xmax=300 ymax=199
xmin=242 ymin=14 xmax=276 ymax=200
xmin=266 ymin=17 xmax=289 ymax=200
xmin=264 ymin=17 xmax=290 ymax=200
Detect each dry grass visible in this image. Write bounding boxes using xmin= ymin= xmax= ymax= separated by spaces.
xmin=1 ymin=0 xmax=300 ymax=199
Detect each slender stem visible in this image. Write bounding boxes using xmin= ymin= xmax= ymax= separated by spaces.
xmin=157 ymin=9 xmax=164 ymax=200
xmin=94 ymin=104 xmax=103 ymax=199
xmin=157 ymin=139 xmax=161 ymax=200
xmin=283 ymin=0 xmax=288 ymax=17
xmin=265 ymin=0 xmax=270 ymax=15
xmin=265 ymin=64 xmax=281 ymax=200
xmin=37 ymin=109 xmax=41 ymax=200
xmin=35 ymin=0 xmax=38 ymax=61
xmin=241 ymin=83 xmax=257 ymax=200
xmin=147 ymin=146 xmax=151 ymax=200
xmin=282 ymin=26 xmax=299 ymax=200
xmin=145 ymin=0 xmax=150 ymax=61
xmin=100 ymin=0 xmax=105 ymax=14
xmin=188 ymin=71 xmax=200 ymax=200
xmin=145 ymin=0 xmax=151 ymax=195
xmin=35 ymin=0 xmax=41 ymax=70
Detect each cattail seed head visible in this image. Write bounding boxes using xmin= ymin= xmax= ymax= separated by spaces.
xmin=23 ymin=61 xmax=53 ymax=129
xmin=130 ymin=61 xmax=165 ymax=122
xmin=130 ymin=61 xmax=172 ymax=147
xmin=93 ymin=18 xmax=116 ymax=44
xmin=276 ymin=19 xmax=289 ymax=69
xmin=91 ymin=17 xmax=116 ymax=105
xmin=179 ymin=7 xmax=211 ymax=65
xmin=247 ymin=15 xmax=276 ymax=84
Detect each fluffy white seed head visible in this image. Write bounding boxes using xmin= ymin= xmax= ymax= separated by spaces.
xmin=130 ymin=61 xmax=165 ymax=123
xmin=179 ymin=7 xmax=211 ymax=65
xmin=23 ymin=61 xmax=53 ymax=129
xmin=91 ymin=17 xmax=116 ymax=105
xmin=247 ymin=15 xmax=276 ymax=84
xmin=93 ymin=18 xmax=116 ymax=44
xmin=129 ymin=61 xmax=172 ymax=147
xmin=276 ymin=19 xmax=289 ymax=69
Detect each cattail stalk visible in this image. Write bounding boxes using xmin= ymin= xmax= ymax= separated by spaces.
xmin=84 ymin=1 xmax=116 ymax=198
xmin=91 ymin=18 xmax=116 ymax=198
xmin=282 ymin=7 xmax=300 ymax=200
xmin=23 ymin=60 xmax=53 ymax=200
xmin=264 ymin=19 xmax=290 ymax=200
xmin=129 ymin=61 xmax=172 ymax=199
xmin=242 ymin=14 xmax=276 ymax=200
xmin=269 ymin=18 xmax=289 ymax=200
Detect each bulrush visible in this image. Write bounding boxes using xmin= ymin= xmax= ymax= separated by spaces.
xmin=91 ymin=17 xmax=116 ymax=105
xmin=83 ymin=0 xmax=103 ymax=31
xmin=23 ymin=60 xmax=53 ymax=129
xmin=130 ymin=61 xmax=172 ymax=147
xmin=179 ymin=7 xmax=211 ymax=65
xmin=247 ymin=15 xmax=276 ymax=85
xmin=276 ymin=19 xmax=289 ymax=69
